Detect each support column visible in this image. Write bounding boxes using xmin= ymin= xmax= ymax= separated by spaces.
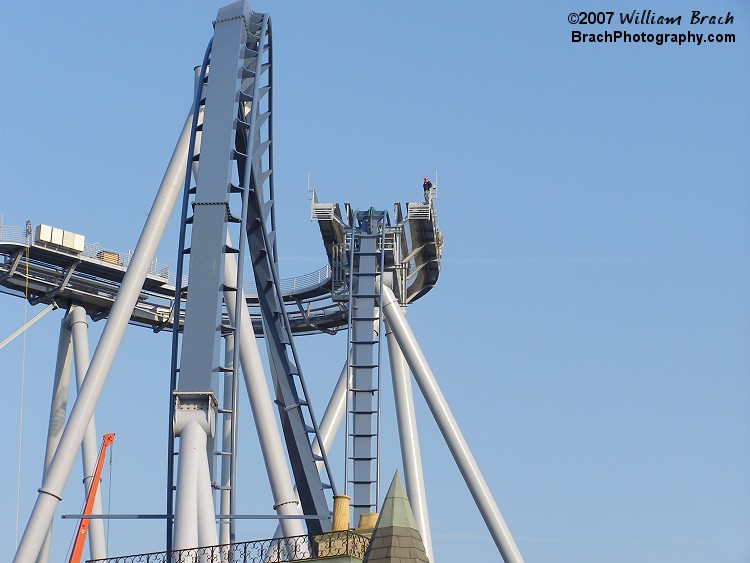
xmin=13 ymin=106 xmax=195 ymax=563
xmin=69 ymin=305 xmax=106 ymax=560
xmin=173 ymin=391 xmax=218 ymax=552
xmin=379 ymin=285 xmax=525 ymax=563
xmin=36 ymin=314 xmax=73 ymax=563
xmin=223 ymin=242 xmax=305 ymax=538
xmin=385 ymin=315 xmax=433 ymax=561
xmin=197 ymin=444 xmax=219 ymax=548
xmin=173 ymin=420 xmax=204 ymax=550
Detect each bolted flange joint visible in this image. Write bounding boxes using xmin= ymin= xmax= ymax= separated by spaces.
xmin=173 ymin=391 xmax=218 ymax=437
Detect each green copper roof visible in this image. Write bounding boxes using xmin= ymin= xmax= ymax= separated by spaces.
xmin=363 ymin=471 xmax=429 ymax=562
xmin=374 ymin=471 xmax=418 ymax=530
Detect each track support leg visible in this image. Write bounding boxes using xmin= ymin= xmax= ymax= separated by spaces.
xmin=380 ymin=284 xmax=525 ymax=563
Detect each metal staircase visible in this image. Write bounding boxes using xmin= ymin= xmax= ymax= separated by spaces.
xmin=345 ymin=209 xmax=386 ymax=522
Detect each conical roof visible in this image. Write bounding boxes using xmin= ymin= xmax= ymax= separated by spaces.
xmin=362 ymin=471 xmax=429 ymax=563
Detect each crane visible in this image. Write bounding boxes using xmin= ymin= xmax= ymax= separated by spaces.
xmin=68 ymin=433 xmax=115 ymax=563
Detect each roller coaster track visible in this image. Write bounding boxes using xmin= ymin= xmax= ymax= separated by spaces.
xmin=0 ymin=208 xmax=440 ymax=336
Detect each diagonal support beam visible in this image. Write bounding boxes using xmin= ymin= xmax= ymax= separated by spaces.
xmin=30 ymin=260 xmax=79 ymax=306
xmin=0 ymin=303 xmax=56 ymax=351
xmin=13 ymin=106 xmax=196 ymax=563
xmin=0 ymin=249 xmax=25 ymax=282
xmin=379 ymin=284 xmax=525 ymax=563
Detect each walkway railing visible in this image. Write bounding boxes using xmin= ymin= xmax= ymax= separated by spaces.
xmin=87 ymin=531 xmax=369 ymax=563
xmin=1 ymin=223 xmax=332 ymax=298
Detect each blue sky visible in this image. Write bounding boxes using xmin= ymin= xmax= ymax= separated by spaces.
xmin=1 ymin=1 xmax=749 ymax=561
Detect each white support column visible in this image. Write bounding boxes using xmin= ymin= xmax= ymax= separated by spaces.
xmin=312 ymin=359 xmax=349 ymax=470
xmin=379 ymin=285 xmax=525 ymax=563
xmin=36 ymin=314 xmax=73 ymax=563
xmin=173 ymin=391 xmax=217 ymax=553
xmin=69 ymin=305 xmax=107 ymax=560
xmin=223 ymin=241 xmax=306 ymax=538
xmin=197 ymin=445 xmax=219 ymax=549
xmin=385 ymin=316 xmax=433 ymax=561
xmin=174 ymin=420 xmax=204 ymax=550
xmin=14 ymin=107 xmax=195 ymax=563
xmin=219 ymin=333 xmax=234 ymax=546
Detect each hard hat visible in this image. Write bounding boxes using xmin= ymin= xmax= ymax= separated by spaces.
xmin=423 ymin=178 xmax=429 ymax=182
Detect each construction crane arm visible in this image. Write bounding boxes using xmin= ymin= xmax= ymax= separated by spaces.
xmin=69 ymin=433 xmax=115 ymax=563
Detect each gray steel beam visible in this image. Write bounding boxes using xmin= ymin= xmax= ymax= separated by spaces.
xmin=172 ymin=3 xmax=252 ymax=548
xmin=177 ymin=2 xmax=249 ymax=391
xmin=271 ymin=358 xmax=350 ymax=541
xmin=313 ymin=360 xmax=350 ymax=468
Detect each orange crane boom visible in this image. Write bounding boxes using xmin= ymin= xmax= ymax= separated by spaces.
xmin=69 ymin=433 xmax=115 ymax=563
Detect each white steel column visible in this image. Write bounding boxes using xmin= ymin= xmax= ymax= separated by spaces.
xmin=173 ymin=420 xmax=204 ymax=550
xmin=379 ymin=285 xmax=524 ymax=563
xmin=223 ymin=242 xmax=305 ymax=538
xmin=385 ymin=315 xmax=433 ymax=561
xmin=219 ymin=333 xmax=234 ymax=545
xmin=36 ymin=315 xmax=73 ymax=563
xmin=312 ymin=359 xmax=349 ymax=469
xmin=69 ymin=305 xmax=106 ymax=560
xmin=14 ymin=108 xmax=196 ymax=563
xmin=197 ymin=446 xmax=219 ymax=548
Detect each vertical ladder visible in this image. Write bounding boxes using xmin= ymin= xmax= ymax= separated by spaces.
xmin=345 ymin=209 xmax=386 ymax=523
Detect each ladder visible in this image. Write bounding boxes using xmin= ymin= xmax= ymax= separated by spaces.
xmin=345 ymin=209 xmax=386 ymax=523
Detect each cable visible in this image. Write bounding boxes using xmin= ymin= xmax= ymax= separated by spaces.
xmin=15 ymin=229 xmax=30 ymax=545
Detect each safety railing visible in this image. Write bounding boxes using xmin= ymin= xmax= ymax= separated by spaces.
xmin=1 ymin=223 xmax=332 ymax=297
xmin=278 ymin=264 xmax=332 ymax=295
xmin=406 ymin=202 xmax=431 ymax=220
xmin=81 ymin=243 xmax=171 ymax=280
xmin=87 ymin=531 xmax=369 ymax=563
xmin=0 ymin=224 xmax=28 ymax=244
xmin=167 ymin=264 xmax=332 ymax=298
xmin=0 ymin=223 xmax=171 ymax=280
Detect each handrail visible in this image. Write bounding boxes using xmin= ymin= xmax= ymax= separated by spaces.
xmin=87 ymin=531 xmax=370 ymax=563
xmin=1 ymin=223 xmax=332 ymax=298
